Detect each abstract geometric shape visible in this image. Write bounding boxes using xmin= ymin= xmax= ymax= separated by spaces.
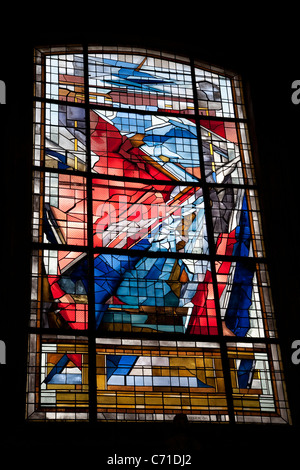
xmin=44 ymin=353 xmax=82 ymax=384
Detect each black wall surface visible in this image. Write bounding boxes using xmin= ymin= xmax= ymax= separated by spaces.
xmin=0 ymin=15 xmax=299 ymax=464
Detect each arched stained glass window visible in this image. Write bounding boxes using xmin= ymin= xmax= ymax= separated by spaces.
xmin=26 ymin=45 xmax=291 ymax=424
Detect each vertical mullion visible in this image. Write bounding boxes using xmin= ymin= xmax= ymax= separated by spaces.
xmin=83 ymin=43 xmax=97 ymax=423
xmin=190 ymin=57 xmax=235 ymax=424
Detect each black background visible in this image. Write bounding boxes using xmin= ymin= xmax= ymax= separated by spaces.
xmin=0 ymin=12 xmax=299 ymax=465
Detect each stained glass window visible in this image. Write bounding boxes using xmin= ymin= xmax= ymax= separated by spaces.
xmin=26 ymin=45 xmax=290 ymax=424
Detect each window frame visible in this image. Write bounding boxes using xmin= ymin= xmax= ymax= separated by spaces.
xmin=25 ymin=44 xmax=291 ymax=425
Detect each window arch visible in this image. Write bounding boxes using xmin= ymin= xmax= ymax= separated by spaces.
xmin=26 ymin=45 xmax=290 ymax=424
